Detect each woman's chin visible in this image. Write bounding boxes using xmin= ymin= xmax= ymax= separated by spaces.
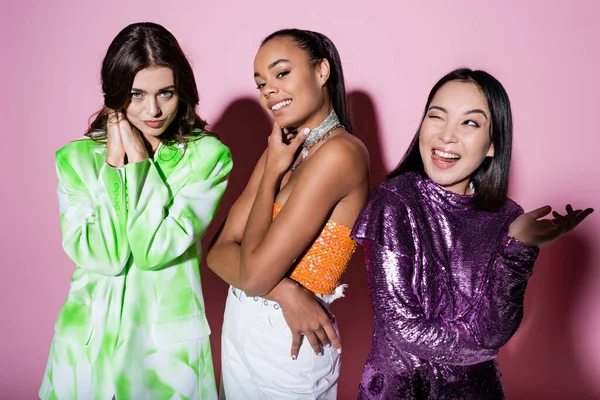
xmin=273 ymin=114 xmax=306 ymax=131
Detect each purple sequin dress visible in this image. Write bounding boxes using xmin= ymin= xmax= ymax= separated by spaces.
xmin=351 ymin=173 xmax=539 ymax=399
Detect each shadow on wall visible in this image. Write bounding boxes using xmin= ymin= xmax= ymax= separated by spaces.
xmin=334 ymin=90 xmax=387 ymax=398
xmin=199 ymin=97 xmax=271 ymax=389
xmin=199 ymin=90 xmax=387 ymax=398
xmin=499 ymin=230 xmax=600 ymax=399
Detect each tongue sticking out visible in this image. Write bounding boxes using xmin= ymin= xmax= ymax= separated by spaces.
xmin=432 ymin=150 xmax=460 ymax=169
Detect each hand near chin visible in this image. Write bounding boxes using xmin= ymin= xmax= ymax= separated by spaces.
xmin=264 ymin=122 xmax=309 ymax=177
xmin=106 ymin=111 xmax=126 ymax=167
xmin=113 ymin=113 xmax=148 ymax=163
xmin=508 ymin=204 xmax=594 ymax=247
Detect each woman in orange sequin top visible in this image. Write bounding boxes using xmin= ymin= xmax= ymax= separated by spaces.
xmin=207 ymin=29 xmax=370 ymax=399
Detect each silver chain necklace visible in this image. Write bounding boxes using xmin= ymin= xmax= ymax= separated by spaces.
xmin=290 ymin=110 xmax=343 ymax=171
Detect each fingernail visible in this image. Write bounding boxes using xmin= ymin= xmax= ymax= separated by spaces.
xmin=291 ymin=355 xmax=297 ymax=360
xmin=302 ymin=128 xmax=310 ymax=135
xmin=317 ymin=352 xmax=323 ymax=357
xmin=336 ymin=348 xmax=342 ymax=354
xmin=325 ymin=343 xmax=332 ymax=348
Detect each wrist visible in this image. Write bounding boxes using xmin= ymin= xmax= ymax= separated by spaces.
xmin=258 ymin=172 xmax=283 ymax=195
xmin=126 ymin=148 xmax=149 ymax=163
xmin=106 ymin=154 xmax=124 ymax=168
xmin=266 ymin=278 xmax=299 ymax=304
xmin=127 ymin=154 xmax=148 ymax=164
xmin=262 ymin=169 xmax=284 ymax=183
xmin=507 ymin=230 xmax=535 ymax=247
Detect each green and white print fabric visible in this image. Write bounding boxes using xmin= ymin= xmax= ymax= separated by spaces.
xmin=40 ymin=135 xmax=232 ymax=400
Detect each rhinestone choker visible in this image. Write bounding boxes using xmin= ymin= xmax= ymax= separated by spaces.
xmin=290 ymin=110 xmax=343 ymax=171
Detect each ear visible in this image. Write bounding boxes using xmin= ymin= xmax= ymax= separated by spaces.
xmin=317 ymin=58 xmax=330 ymax=87
xmin=486 ymin=143 xmax=495 ymax=157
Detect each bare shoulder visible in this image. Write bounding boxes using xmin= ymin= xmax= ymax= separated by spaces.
xmin=310 ymin=131 xmax=370 ymax=176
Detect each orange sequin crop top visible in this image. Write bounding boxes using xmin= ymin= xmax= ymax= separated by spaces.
xmin=273 ymin=203 xmax=357 ymax=295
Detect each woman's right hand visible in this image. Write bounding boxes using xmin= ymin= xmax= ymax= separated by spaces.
xmin=264 ymin=123 xmax=309 ymax=178
xmin=268 ymin=279 xmax=341 ymax=360
xmin=106 ymin=111 xmax=125 ymax=167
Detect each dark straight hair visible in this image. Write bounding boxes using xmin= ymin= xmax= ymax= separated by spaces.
xmin=261 ymin=29 xmax=352 ymax=134
xmin=86 ymin=22 xmax=208 ymax=146
xmin=388 ymin=68 xmax=513 ymax=210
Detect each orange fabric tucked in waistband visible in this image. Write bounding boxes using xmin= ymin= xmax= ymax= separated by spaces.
xmin=273 ymin=203 xmax=357 ymax=295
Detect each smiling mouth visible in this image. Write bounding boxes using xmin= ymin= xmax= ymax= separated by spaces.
xmin=433 ymin=149 xmax=460 ymax=160
xmin=270 ymin=99 xmax=292 ymax=111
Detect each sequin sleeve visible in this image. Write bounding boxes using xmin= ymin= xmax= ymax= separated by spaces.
xmin=468 ymin=233 xmax=538 ymax=349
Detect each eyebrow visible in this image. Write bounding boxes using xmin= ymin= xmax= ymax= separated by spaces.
xmin=428 ymin=106 xmax=447 ymax=113
xmin=465 ymin=109 xmax=488 ymax=119
xmin=254 ymin=58 xmax=290 ymax=77
xmin=130 ymin=85 xmax=176 ymax=93
xmin=428 ymin=105 xmax=488 ymax=120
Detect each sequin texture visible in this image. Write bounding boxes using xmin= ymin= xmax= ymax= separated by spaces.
xmin=273 ymin=203 xmax=357 ymax=295
xmin=351 ymin=173 xmax=539 ymax=399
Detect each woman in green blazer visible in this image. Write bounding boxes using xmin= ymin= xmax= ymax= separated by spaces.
xmin=39 ymin=22 xmax=232 ymax=400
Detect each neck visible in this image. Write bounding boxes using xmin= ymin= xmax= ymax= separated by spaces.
xmin=305 ymin=106 xmax=335 ymax=131
xmin=305 ymin=109 xmax=342 ymax=145
xmin=286 ymin=102 xmax=334 ymax=132
xmin=288 ymin=108 xmax=342 ymax=171
xmin=142 ymin=135 xmax=161 ymax=155
xmin=442 ymin=179 xmax=472 ymax=195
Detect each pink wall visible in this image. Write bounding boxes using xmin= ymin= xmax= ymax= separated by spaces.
xmin=2 ymin=1 xmax=599 ymax=398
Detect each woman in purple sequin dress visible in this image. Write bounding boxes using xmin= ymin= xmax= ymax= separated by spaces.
xmin=351 ymin=68 xmax=594 ymax=399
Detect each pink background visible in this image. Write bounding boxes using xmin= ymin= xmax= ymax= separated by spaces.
xmin=2 ymin=1 xmax=599 ymax=398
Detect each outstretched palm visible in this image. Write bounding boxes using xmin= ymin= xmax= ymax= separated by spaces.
xmin=508 ymin=205 xmax=594 ymax=247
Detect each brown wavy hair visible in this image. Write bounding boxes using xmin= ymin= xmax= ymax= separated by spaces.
xmin=86 ymin=22 xmax=209 ymax=146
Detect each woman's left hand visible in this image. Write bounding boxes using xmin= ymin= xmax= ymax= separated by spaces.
xmin=117 ymin=114 xmax=149 ymax=163
xmin=267 ymin=279 xmax=341 ymax=359
xmin=508 ymin=204 xmax=594 ymax=247
xmin=264 ymin=123 xmax=309 ymax=177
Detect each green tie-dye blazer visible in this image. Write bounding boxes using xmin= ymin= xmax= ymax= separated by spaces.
xmin=40 ymin=134 xmax=232 ymax=400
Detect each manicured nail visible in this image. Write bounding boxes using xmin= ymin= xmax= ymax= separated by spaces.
xmin=336 ymin=348 xmax=342 ymax=354
xmin=291 ymin=355 xmax=297 ymax=360
xmin=302 ymin=128 xmax=310 ymax=135
xmin=325 ymin=343 xmax=332 ymax=348
xmin=317 ymin=352 xmax=323 ymax=357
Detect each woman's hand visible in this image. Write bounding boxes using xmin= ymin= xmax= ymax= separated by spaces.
xmin=264 ymin=123 xmax=309 ymax=178
xmin=106 ymin=112 xmax=125 ymax=167
xmin=508 ymin=204 xmax=594 ymax=247
xmin=117 ymin=113 xmax=149 ymax=163
xmin=268 ymin=279 xmax=341 ymax=360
